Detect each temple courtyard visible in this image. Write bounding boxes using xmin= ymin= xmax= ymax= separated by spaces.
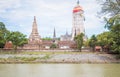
xmin=0 ymin=51 xmax=120 ymax=63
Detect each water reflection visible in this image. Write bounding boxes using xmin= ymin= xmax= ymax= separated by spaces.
xmin=0 ymin=64 xmax=120 ymax=77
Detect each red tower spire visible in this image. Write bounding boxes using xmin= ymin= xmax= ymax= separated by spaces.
xmin=73 ymin=0 xmax=83 ymax=13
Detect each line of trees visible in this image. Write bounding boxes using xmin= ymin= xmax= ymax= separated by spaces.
xmin=85 ymin=0 xmax=120 ymax=54
xmin=98 ymin=0 xmax=120 ymax=54
xmin=0 ymin=22 xmax=27 ymax=50
xmin=87 ymin=32 xmax=111 ymax=52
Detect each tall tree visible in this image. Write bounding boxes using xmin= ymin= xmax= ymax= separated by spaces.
xmin=88 ymin=35 xmax=97 ymax=51
xmin=74 ymin=33 xmax=84 ymax=52
xmin=0 ymin=22 xmax=8 ymax=48
xmin=110 ymin=24 xmax=120 ymax=53
xmin=50 ymin=44 xmax=57 ymax=49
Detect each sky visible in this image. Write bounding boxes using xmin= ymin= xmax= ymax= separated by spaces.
xmin=0 ymin=0 xmax=107 ymax=38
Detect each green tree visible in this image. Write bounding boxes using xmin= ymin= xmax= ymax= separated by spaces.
xmin=110 ymin=24 xmax=120 ymax=53
xmin=97 ymin=32 xmax=112 ymax=51
xmin=105 ymin=14 xmax=120 ymax=29
xmin=88 ymin=35 xmax=97 ymax=51
xmin=9 ymin=31 xmax=27 ymax=51
xmin=42 ymin=37 xmax=52 ymax=41
xmin=74 ymin=33 xmax=84 ymax=52
xmin=0 ymin=22 xmax=8 ymax=48
xmin=98 ymin=0 xmax=120 ymax=16
xmin=50 ymin=44 xmax=57 ymax=49
xmin=98 ymin=0 xmax=120 ymax=55
xmin=0 ymin=22 xmax=6 ymax=30
xmin=83 ymin=40 xmax=89 ymax=47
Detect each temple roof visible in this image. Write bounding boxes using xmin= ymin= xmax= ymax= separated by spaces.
xmin=73 ymin=6 xmax=83 ymax=13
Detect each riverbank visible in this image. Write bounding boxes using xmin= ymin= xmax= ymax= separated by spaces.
xmin=0 ymin=51 xmax=120 ymax=64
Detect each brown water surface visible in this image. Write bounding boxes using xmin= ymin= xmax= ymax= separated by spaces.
xmin=0 ymin=64 xmax=120 ymax=77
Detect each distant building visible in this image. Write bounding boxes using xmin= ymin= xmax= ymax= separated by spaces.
xmin=60 ymin=0 xmax=87 ymax=41
xmin=60 ymin=31 xmax=71 ymax=41
xmin=58 ymin=41 xmax=76 ymax=49
xmin=59 ymin=0 xmax=87 ymax=49
xmin=52 ymin=27 xmax=58 ymax=44
xmin=42 ymin=40 xmax=53 ymax=49
xmin=23 ymin=16 xmax=42 ymax=49
xmin=23 ymin=0 xmax=87 ymax=50
xmin=28 ymin=16 xmax=42 ymax=44
xmin=4 ymin=1 xmax=88 ymax=50
xmin=23 ymin=17 xmax=57 ymax=49
xmin=71 ymin=0 xmax=85 ymax=40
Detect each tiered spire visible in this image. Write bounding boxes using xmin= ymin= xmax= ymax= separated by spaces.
xmin=29 ymin=16 xmax=41 ymax=44
xmin=77 ymin=0 xmax=79 ymax=5
xmin=53 ymin=27 xmax=57 ymax=43
xmin=53 ymin=27 xmax=56 ymax=38
xmin=65 ymin=30 xmax=68 ymax=36
xmin=31 ymin=16 xmax=39 ymax=35
xmin=34 ymin=16 xmax=36 ymax=22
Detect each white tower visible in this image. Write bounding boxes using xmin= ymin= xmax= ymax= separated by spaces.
xmin=72 ymin=0 xmax=85 ymax=40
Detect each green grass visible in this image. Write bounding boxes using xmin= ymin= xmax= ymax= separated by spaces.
xmin=0 ymin=50 xmax=98 ymax=55
xmin=0 ymin=54 xmax=51 ymax=62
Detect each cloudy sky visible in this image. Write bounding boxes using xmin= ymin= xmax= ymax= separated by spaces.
xmin=0 ymin=0 xmax=107 ymax=38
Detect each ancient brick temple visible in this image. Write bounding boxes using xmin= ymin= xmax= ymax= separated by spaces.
xmin=23 ymin=16 xmax=42 ymax=49
xmin=4 ymin=41 xmax=13 ymax=49
xmin=23 ymin=0 xmax=86 ymax=50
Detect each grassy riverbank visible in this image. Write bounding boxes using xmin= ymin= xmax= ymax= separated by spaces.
xmin=0 ymin=50 xmax=102 ymax=54
xmin=0 ymin=50 xmax=120 ymax=64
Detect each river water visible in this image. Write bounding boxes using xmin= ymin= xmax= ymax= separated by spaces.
xmin=0 ymin=64 xmax=120 ymax=77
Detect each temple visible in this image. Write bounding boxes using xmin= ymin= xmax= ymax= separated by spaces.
xmin=23 ymin=16 xmax=42 ymax=49
xmin=12 ymin=1 xmax=87 ymax=50
xmin=72 ymin=0 xmax=85 ymax=40
xmin=28 ymin=16 xmax=42 ymax=44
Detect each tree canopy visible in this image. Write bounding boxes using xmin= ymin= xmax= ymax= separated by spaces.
xmin=110 ymin=24 xmax=120 ymax=53
xmin=96 ymin=31 xmax=112 ymax=51
xmin=0 ymin=22 xmax=27 ymax=50
xmin=97 ymin=0 xmax=120 ymax=54
xmin=98 ymin=0 xmax=120 ymax=16
xmin=9 ymin=31 xmax=27 ymax=50
xmin=0 ymin=22 xmax=8 ymax=48
xmin=88 ymin=35 xmax=97 ymax=51
xmin=74 ymin=33 xmax=84 ymax=52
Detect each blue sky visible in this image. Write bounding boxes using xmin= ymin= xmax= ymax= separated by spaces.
xmin=0 ymin=0 xmax=107 ymax=38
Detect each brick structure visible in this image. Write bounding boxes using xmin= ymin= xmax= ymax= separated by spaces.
xmin=23 ymin=16 xmax=42 ymax=49
xmin=4 ymin=41 xmax=13 ymax=49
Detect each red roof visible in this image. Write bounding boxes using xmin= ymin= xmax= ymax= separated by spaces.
xmin=73 ymin=6 xmax=83 ymax=13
